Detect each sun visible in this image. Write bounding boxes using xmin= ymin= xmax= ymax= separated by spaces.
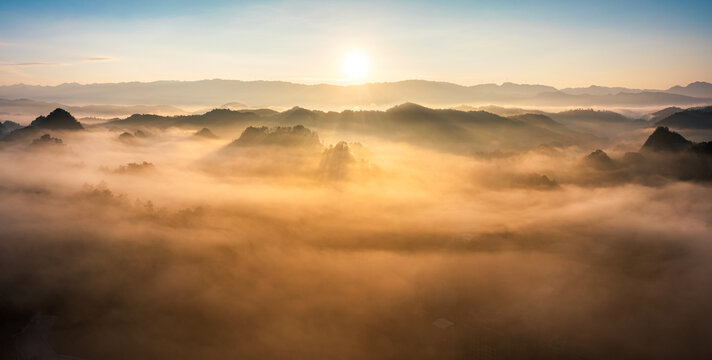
xmin=342 ymin=51 xmax=369 ymax=80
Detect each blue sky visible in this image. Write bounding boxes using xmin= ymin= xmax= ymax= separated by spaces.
xmin=1 ymin=0 xmax=710 ymax=87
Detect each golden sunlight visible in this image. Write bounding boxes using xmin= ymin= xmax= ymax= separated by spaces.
xmin=342 ymin=51 xmax=369 ymax=80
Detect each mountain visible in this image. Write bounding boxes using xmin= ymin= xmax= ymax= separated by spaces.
xmin=106 ymin=108 xmax=261 ymax=130
xmin=0 ymin=97 xmax=188 ymax=123
xmin=2 ymin=108 xmax=82 ymax=142
xmin=507 ymin=113 xmax=595 ymax=141
xmin=102 ymin=103 xmax=599 ymax=154
xmin=3 ymin=120 xmax=22 ymax=132
xmin=544 ymin=109 xmax=647 ymax=138
xmin=1 ymin=80 xmax=710 ymax=109
xmin=560 ymin=85 xmax=644 ymax=96
xmin=30 ymin=134 xmax=64 ymax=149
xmin=205 ymin=125 xmax=333 ymax=177
xmin=560 ymin=82 xmax=712 ymax=98
xmin=647 ymin=106 xmax=683 ymax=122
xmin=0 ymin=120 xmax=23 ymax=137
xmin=584 ymin=149 xmax=618 ymax=170
xmin=228 ymin=125 xmax=322 ymax=149
xmin=640 ymin=127 xmax=693 ymax=152
xmin=0 ymin=125 xmax=44 ymax=143
xmin=531 ymin=91 xmax=710 ymax=107
xmin=453 ymin=105 xmax=544 ymax=117
xmin=218 ymin=102 xmax=248 ymax=110
xmin=509 ymin=113 xmax=567 ymax=130
xmin=30 ymin=108 xmax=84 ymax=130
xmin=654 ymin=106 xmax=712 ymax=129
xmin=580 ymin=126 xmax=712 ymax=183
xmin=194 ymin=128 xmax=218 ymax=139
xmin=689 ymin=141 xmax=712 ymax=156
xmin=549 ymin=109 xmax=632 ymax=123
xmin=665 ymin=82 xmax=712 ymax=98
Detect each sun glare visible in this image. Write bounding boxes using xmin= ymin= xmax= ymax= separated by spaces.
xmin=342 ymin=51 xmax=369 ymax=80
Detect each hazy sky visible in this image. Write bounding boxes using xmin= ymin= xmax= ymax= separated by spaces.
xmin=1 ymin=0 xmax=711 ymax=88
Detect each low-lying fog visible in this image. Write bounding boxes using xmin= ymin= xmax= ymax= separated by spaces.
xmin=1 ymin=111 xmax=712 ymax=360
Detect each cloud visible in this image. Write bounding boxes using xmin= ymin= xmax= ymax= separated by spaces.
xmin=83 ymin=56 xmax=116 ymax=62
xmin=1 ymin=122 xmax=711 ymax=360
xmin=0 ymin=57 xmax=115 ymax=70
xmin=0 ymin=61 xmax=64 ymax=67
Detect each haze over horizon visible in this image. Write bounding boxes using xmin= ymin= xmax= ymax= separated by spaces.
xmin=3 ymin=77 xmax=711 ymax=90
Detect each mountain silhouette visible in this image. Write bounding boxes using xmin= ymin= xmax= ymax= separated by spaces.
xmin=560 ymin=85 xmax=642 ymax=96
xmin=30 ymin=108 xmax=83 ymax=130
xmin=109 ymin=108 xmax=260 ymax=130
xmin=665 ymin=81 xmax=712 ymax=98
xmin=641 ymin=127 xmax=693 ymax=152
xmin=0 ymin=97 xmax=188 ymax=120
xmin=30 ymin=134 xmax=64 ymax=148
xmin=218 ymin=102 xmax=248 ymax=110
xmin=2 ymin=79 xmax=711 ymax=109
xmin=584 ymin=149 xmax=617 ymax=170
xmin=654 ymin=106 xmax=712 ymax=129
xmin=509 ymin=113 xmax=566 ymax=130
xmin=0 ymin=125 xmax=44 ymax=143
xmin=4 ymin=120 xmax=22 ymax=131
xmin=194 ymin=128 xmax=219 ymax=139
xmin=102 ymin=103 xmax=600 ymax=153
xmin=229 ymin=125 xmax=322 ymax=148
xmin=0 ymin=120 xmax=23 ymax=137
xmin=542 ymin=109 xmax=647 ymax=138
xmin=688 ymin=141 xmax=712 ymax=156
xmin=648 ymin=106 xmax=683 ymax=122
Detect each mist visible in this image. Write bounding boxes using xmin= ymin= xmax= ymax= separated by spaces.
xmin=2 ymin=108 xmax=712 ymax=360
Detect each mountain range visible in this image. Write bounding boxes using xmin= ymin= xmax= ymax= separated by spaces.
xmin=101 ymin=102 xmax=602 ymax=153
xmin=0 ymin=80 xmax=710 ymax=110
xmin=3 ymin=103 xmax=709 ymax=155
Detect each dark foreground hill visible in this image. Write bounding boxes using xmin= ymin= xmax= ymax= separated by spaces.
xmin=580 ymin=127 xmax=712 ymax=184
xmin=30 ymin=108 xmax=84 ymax=130
xmin=1 ymin=108 xmax=82 ymax=145
xmin=641 ymin=127 xmax=694 ymax=152
xmin=654 ymin=106 xmax=712 ymax=129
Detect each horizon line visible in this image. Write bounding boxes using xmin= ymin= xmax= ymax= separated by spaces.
xmin=2 ymin=78 xmax=710 ymax=91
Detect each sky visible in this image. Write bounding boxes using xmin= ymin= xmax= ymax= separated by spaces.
xmin=0 ymin=0 xmax=711 ymax=88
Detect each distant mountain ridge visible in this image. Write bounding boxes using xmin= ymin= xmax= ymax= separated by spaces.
xmin=665 ymin=82 xmax=712 ymax=99
xmin=654 ymin=106 xmax=712 ymax=129
xmin=0 ymin=79 xmax=710 ymax=109
xmin=0 ymin=97 xmax=188 ymax=123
